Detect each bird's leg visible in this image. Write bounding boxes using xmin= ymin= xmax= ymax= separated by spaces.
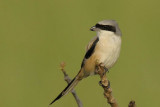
xmin=95 ymin=60 xmax=109 ymax=75
xmin=99 ymin=63 xmax=109 ymax=75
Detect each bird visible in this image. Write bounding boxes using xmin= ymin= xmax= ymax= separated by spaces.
xmin=49 ymin=20 xmax=122 ymax=106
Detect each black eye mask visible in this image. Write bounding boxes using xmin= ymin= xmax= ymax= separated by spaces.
xmin=95 ymin=24 xmax=116 ymax=33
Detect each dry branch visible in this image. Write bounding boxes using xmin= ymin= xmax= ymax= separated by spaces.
xmin=95 ymin=62 xmax=118 ymax=107
xmin=59 ymin=62 xmax=135 ymax=107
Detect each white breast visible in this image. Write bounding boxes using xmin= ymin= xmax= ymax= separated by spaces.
xmin=95 ymin=31 xmax=121 ymax=69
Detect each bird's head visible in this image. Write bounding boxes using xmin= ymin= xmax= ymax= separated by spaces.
xmin=90 ymin=20 xmax=122 ymax=36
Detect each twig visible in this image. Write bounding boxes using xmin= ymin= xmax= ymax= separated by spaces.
xmin=95 ymin=61 xmax=118 ymax=107
xmin=60 ymin=62 xmax=83 ymax=107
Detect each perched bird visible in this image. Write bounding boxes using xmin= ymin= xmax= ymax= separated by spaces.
xmin=49 ymin=20 xmax=122 ymax=105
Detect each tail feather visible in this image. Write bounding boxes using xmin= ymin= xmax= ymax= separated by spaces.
xmin=49 ymin=76 xmax=80 ymax=105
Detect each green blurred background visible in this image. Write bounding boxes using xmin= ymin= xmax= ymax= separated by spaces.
xmin=0 ymin=0 xmax=160 ymax=107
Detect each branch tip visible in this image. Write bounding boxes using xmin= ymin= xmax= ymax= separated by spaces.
xmin=60 ymin=62 xmax=66 ymax=69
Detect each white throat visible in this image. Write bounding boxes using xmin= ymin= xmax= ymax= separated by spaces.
xmin=97 ymin=30 xmax=115 ymax=37
xmin=96 ymin=30 xmax=121 ymax=69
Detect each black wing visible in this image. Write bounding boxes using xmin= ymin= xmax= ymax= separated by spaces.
xmin=81 ymin=37 xmax=99 ymax=67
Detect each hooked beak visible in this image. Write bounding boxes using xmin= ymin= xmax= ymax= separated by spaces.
xmin=90 ymin=26 xmax=96 ymax=31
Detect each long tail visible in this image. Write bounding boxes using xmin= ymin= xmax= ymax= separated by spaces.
xmin=49 ymin=70 xmax=82 ymax=105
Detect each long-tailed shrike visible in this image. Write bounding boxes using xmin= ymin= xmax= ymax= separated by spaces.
xmin=49 ymin=20 xmax=122 ymax=105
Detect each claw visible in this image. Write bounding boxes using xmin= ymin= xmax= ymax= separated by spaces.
xmin=104 ymin=67 xmax=109 ymax=73
xmin=103 ymin=67 xmax=109 ymax=75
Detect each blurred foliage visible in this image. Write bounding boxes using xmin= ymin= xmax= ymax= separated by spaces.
xmin=0 ymin=0 xmax=160 ymax=107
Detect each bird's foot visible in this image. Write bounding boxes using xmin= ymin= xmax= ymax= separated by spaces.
xmin=99 ymin=63 xmax=109 ymax=75
xmin=99 ymin=80 xmax=110 ymax=89
xmin=95 ymin=60 xmax=109 ymax=75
